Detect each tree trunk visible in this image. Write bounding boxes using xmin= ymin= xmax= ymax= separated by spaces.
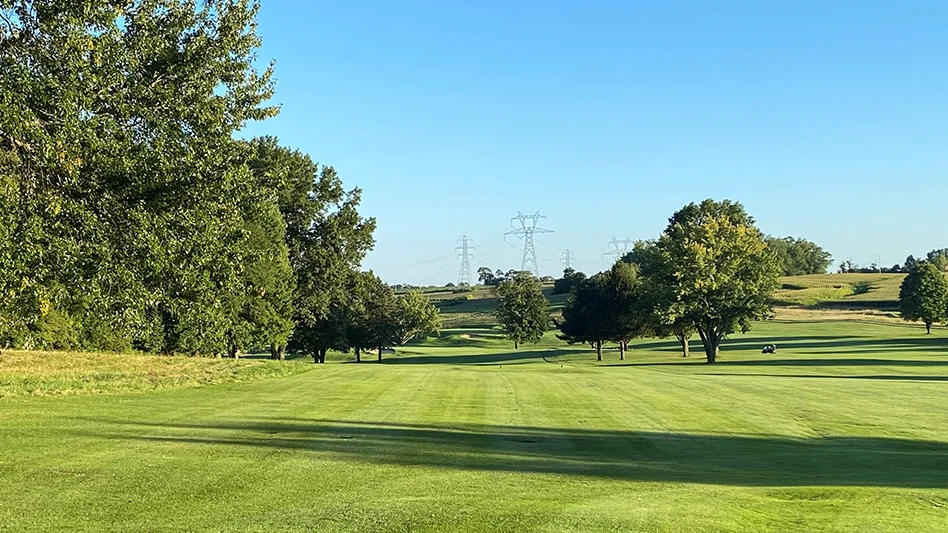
xmin=704 ymin=342 xmax=717 ymax=364
xmin=355 ymin=346 xmax=361 ymax=363
xmin=619 ymin=340 xmax=625 ymax=361
xmin=270 ymin=343 xmax=279 ymax=360
xmin=317 ymin=349 xmax=327 ymax=364
xmin=277 ymin=344 xmax=285 ymax=361
xmin=312 ymin=352 xmax=319 ymax=364
xmin=378 ymin=346 xmax=383 ymax=363
xmin=926 ymin=322 xmax=932 ymax=334
xmin=596 ymin=340 xmax=602 ymax=362
xmin=696 ymin=326 xmax=719 ymax=364
xmin=514 ymin=340 xmax=519 ymax=350
xmin=229 ymin=346 xmax=239 ymax=360
xmin=676 ymin=333 xmax=690 ymax=358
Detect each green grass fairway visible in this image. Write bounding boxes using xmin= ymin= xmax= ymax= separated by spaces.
xmin=2 ymin=319 xmax=948 ymax=531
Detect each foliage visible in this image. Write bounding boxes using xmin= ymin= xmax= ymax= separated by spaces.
xmin=495 ymin=272 xmax=549 ymax=349
xmin=765 ymin=236 xmax=833 ymax=276
xmin=552 ymin=268 xmax=586 ymax=295
xmin=621 ymin=240 xmax=693 ymax=357
xmin=0 ymin=2 xmax=376 ymax=359
xmin=0 ymin=0 xmax=276 ymax=353
xmin=248 ymin=137 xmax=375 ymax=359
xmin=393 ymin=291 xmax=442 ymax=346
xmin=601 ymin=261 xmax=651 ymax=359
xmin=926 ymin=249 xmax=948 ymax=272
xmin=654 ymin=199 xmax=780 ymax=363
xmin=556 ymin=274 xmax=612 ymax=360
xmin=477 ymin=267 xmax=499 ymax=286
xmin=899 ymin=261 xmax=948 ymax=333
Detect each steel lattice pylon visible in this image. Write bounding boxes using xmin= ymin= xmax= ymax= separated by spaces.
xmin=456 ymin=235 xmax=474 ymax=286
xmin=505 ymin=211 xmax=553 ymax=277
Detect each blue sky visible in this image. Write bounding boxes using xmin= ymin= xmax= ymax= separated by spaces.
xmin=240 ymin=0 xmax=948 ymax=285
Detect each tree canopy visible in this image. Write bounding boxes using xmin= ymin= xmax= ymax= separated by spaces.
xmin=552 ymin=268 xmax=587 ymax=295
xmin=495 ymin=272 xmax=549 ymax=349
xmin=765 ymin=236 xmax=833 ymax=276
xmin=654 ymin=199 xmax=780 ymax=364
xmin=899 ymin=261 xmax=948 ymax=334
xmin=0 ymin=1 xmax=376 ymax=359
xmin=926 ymin=249 xmax=948 ymax=272
xmin=557 ymin=273 xmax=613 ymax=361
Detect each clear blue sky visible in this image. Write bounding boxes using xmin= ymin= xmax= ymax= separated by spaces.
xmin=240 ymin=0 xmax=948 ymax=285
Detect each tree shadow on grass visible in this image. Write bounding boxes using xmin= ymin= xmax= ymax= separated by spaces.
xmin=81 ymin=417 xmax=948 ymax=488
xmin=718 ymin=336 xmax=948 ymax=353
xmin=627 ymin=335 xmax=948 ymax=362
xmin=383 ymin=349 xmax=575 ymax=365
xmin=608 ymin=358 xmax=948 ymax=368
xmin=630 ymin=335 xmax=865 ymax=352
xmin=706 ymin=373 xmax=948 ymax=382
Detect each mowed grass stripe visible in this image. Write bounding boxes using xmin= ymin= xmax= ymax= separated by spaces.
xmin=2 ymin=319 xmax=948 ymax=531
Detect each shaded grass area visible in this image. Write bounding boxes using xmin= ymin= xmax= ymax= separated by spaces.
xmin=0 ymin=349 xmax=311 ymax=397
xmin=2 ymin=319 xmax=948 ymax=531
xmin=83 ymin=417 xmax=948 ymax=488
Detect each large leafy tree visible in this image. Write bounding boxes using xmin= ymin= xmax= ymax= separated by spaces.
xmin=247 ymin=137 xmax=375 ymax=360
xmin=655 ymin=200 xmax=780 ymax=364
xmin=0 ymin=0 xmax=277 ymax=352
xmin=556 ymin=274 xmax=612 ymax=361
xmin=899 ymin=261 xmax=948 ymax=334
xmin=622 ymin=241 xmax=694 ymax=358
xmin=495 ymin=272 xmax=549 ymax=349
xmin=602 ymin=261 xmax=651 ymax=361
xmin=393 ymin=291 xmax=441 ymax=347
xmin=766 ymin=236 xmax=833 ymax=276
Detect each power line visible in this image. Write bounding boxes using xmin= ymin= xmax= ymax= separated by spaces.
xmin=456 ymin=235 xmax=474 ymax=286
xmin=561 ymin=249 xmax=575 ymax=270
xmin=371 ymin=252 xmax=457 ymax=270
xmin=505 ymin=211 xmax=553 ymax=277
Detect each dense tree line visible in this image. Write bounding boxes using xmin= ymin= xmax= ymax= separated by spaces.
xmin=0 ymin=1 xmax=440 ymax=359
xmin=765 ymin=236 xmax=832 ymax=276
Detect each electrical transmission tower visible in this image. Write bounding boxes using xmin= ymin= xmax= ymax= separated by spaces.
xmin=602 ymin=237 xmax=633 ymax=261
xmin=456 ymin=235 xmax=474 ymax=286
xmin=505 ymin=211 xmax=554 ymax=277
xmin=561 ymin=249 xmax=575 ymax=271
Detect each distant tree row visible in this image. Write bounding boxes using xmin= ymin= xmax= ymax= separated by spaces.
xmin=765 ymin=236 xmax=832 ymax=276
xmin=295 ymin=274 xmax=441 ymax=363
xmin=0 ymin=1 xmax=440 ymax=360
xmin=477 ymin=268 xmax=521 ymax=287
xmin=838 ymin=250 xmax=948 ymax=275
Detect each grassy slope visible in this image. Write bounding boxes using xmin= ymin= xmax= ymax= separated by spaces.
xmin=0 ymin=349 xmax=312 ymax=397
xmin=2 ymin=319 xmax=948 ymax=532
xmin=436 ymin=286 xmax=568 ymax=328
xmin=775 ymin=273 xmax=906 ymax=308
